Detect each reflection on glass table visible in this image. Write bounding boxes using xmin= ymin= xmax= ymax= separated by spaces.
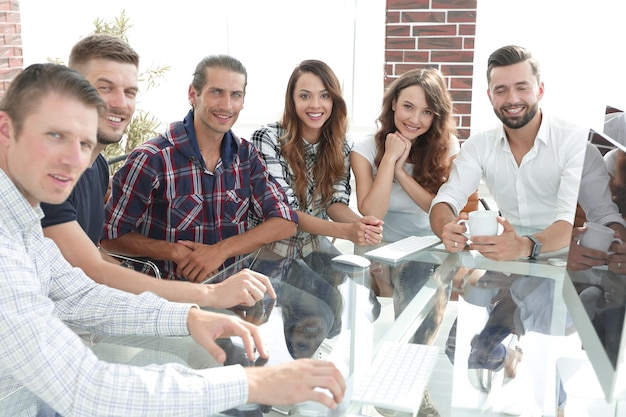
xmin=1 ymin=239 xmax=579 ymax=417
xmin=81 ymin=240 xmax=409 ymax=417
xmin=558 ymin=124 xmax=626 ymax=414
xmin=85 ymin=239 xmax=452 ymax=417
xmin=562 ymin=265 xmax=626 ymax=405
xmin=455 ymin=253 xmax=570 ymax=417
xmin=357 ymin=239 xmax=572 ymax=417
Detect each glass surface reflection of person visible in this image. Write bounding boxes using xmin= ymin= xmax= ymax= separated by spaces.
xmin=279 ymin=261 xmax=343 ymax=359
xmin=247 ymin=244 xmax=346 ymax=360
xmin=567 ymin=145 xmax=626 ymax=272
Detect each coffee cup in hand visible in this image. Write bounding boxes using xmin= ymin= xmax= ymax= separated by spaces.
xmin=457 ymin=211 xmax=499 ymax=241
xmin=579 ymin=222 xmax=622 ymax=253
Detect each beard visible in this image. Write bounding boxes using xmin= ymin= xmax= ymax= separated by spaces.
xmin=97 ymin=128 xmax=123 ymax=146
xmin=496 ymin=101 xmax=539 ymax=130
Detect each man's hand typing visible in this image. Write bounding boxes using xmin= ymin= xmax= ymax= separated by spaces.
xmin=186 ymin=307 xmax=268 ymax=364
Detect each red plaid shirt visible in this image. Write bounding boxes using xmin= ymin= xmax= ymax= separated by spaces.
xmin=103 ymin=111 xmax=297 ymax=280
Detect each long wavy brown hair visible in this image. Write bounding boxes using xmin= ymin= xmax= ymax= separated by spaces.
xmin=610 ymin=150 xmax=626 ymax=217
xmin=373 ymin=68 xmax=456 ymax=195
xmin=280 ymin=60 xmax=348 ymax=209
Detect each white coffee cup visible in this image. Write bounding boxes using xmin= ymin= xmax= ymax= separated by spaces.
xmin=457 ymin=210 xmax=499 ymax=239
xmin=579 ymin=222 xmax=622 ymax=253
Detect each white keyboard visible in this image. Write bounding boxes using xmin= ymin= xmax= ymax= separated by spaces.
xmin=364 ymin=235 xmax=441 ymax=263
xmin=351 ymin=341 xmax=439 ymax=414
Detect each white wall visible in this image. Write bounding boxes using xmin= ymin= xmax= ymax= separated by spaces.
xmin=471 ymin=0 xmax=626 ymax=134
xmin=19 ymin=0 xmax=386 ymax=139
xmin=21 ymin=1 xmax=624 ymax=139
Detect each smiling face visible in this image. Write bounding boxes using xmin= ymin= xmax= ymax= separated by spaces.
xmin=293 ymin=72 xmax=333 ymax=143
xmin=391 ymin=84 xmax=434 ymax=141
xmin=488 ymin=60 xmax=544 ymax=130
xmin=189 ymin=67 xmax=246 ymax=141
xmin=79 ymin=58 xmax=138 ymax=145
xmin=0 ymin=92 xmax=98 ymax=206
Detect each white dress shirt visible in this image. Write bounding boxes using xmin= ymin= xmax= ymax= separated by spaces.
xmin=0 ymin=170 xmax=248 ymax=416
xmin=431 ymin=112 xmax=587 ymax=230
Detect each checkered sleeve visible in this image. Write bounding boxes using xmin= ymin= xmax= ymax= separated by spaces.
xmin=0 ymin=225 xmax=249 ymax=416
xmin=46 ymin=238 xmax=192 ymax=337
xmin=104 ymin=147 xmax=159 ymax=240
xmin=331 ymin=135 xmax=354 ymax=205
xmin=250 ymin=125 xmax=299 ymax=210
xmin=246 ymin=138 xmax=298 ymax=223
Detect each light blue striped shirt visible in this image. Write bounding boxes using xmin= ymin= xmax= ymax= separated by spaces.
xmin=0 ymin=170 xmax=248 ymax=416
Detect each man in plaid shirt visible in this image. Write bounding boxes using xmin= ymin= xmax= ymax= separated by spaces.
xmin=101 ymin=55 xmax=298 ymax=282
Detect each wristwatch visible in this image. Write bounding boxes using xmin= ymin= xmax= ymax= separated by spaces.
xmin=523 ymin=235 xmax=542 ymax=259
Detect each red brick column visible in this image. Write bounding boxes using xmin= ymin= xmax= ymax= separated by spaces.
xmin=0 ymin=0 xmax=22 ymax=97
xmin=385 ymin=0 xmax=477 ymax=140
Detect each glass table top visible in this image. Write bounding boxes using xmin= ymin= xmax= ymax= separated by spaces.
xmin=89 ymin=242 xmax=575 ymax=417
xmin=6 ymin=237 xmax=625 ymax=416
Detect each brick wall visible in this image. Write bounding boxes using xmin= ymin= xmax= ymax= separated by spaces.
xmin=0 ymin=0 xmax=21 ymax=97
xmin=385 ymin=0 xmax=477 ymax=140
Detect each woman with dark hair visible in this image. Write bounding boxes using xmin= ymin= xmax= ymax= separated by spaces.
xmin=251 ymin=59 xmax=383 ymax=258
xmin=351 ymin=67 xmax=459 ymax=241
xmin=351 ymin=67 xmax=458 ymax=417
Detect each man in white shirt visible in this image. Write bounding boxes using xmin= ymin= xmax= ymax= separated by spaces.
xmin=430 ymin=45 xmax=587 ymax=261
xmin=0 ymin=63 xmax=344 ymax=417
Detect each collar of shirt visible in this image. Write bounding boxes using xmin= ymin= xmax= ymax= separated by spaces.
xmin=302 ymin=138 xmax=319 ymax=157
xmin=0 ymin=169 xmax=43 ymax=238
xmin=495 ymin=110 xmax=551 ymax=150
xmin=182 ymin=110 xmax=239 ymax=170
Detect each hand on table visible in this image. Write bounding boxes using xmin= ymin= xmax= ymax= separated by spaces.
xmin=351 ymin=216 xmax=384 ymax=246
xmin=206 ymin=269 xmax=276 ymax=308
xmin=245 ymin=359 xmax=346 ymax=409
xmin=186 ymin=307 xmax=268 ymax=364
